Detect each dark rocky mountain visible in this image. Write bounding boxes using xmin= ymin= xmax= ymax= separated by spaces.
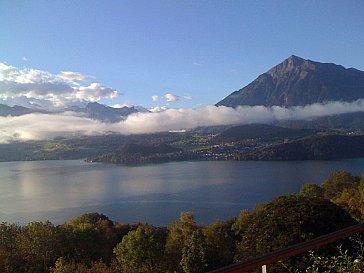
xmin=217 ymin=55 xmax=364 ymax=107
xmin=0 ymin=104 xmax=47 ymax=116
xmin=64 ymin=105 xmax=85 ymax=113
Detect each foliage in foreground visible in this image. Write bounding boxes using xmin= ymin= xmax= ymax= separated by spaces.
xmin=302 ymin=237 xmax=364 ymax=273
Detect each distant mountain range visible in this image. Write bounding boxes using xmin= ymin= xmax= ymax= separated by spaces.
xmin=0 ymin=102 xmax=141 ymax=122
xmin=217 ymin=55 xmax=364 ymax=107
xmin=0 ymin=104 xmax=48 ymax=116
xmin=65 ymin=102 xmax=139 ymax=122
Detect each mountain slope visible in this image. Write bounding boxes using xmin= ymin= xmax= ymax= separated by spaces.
xmin=213 ymin=124 xmax=315 ymax=143
xmin=276 ymin=112 xmax=364 ymax=130
xmin=84 ymin=102 xmax=138 ymax=122
xmin=0 ymin=102 xmax=139 ymax=122
xmin=239 ymin=134 xmax=364 ymax=161
xmin=217 ymin=55 xmax=364 ymax=107
xmin=0 ymin=104 xmax=47 ymax=116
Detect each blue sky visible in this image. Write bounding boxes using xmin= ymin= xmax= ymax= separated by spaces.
xmin=1 ymin=0 xmax=364 ymax=109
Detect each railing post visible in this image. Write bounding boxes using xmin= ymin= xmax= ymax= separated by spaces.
xmin=262 ymin=265 xmax=268 ymax=273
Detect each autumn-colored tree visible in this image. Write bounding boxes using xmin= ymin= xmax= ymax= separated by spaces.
xmin=0 ymin=223 xmax=22 ymax=273
xmin=231 ymin=209 xmax=250 ymax=237
xmin=321 ymin=171 xmax=359 ymax=200
xmin=235 ymin=195 xmax=357 ymax=272
xmin=318 ymin=171 xmax=364 ymax=220
xmin=17 ymin=221 xmax=61 ymax=273
xmin=204 ymin=218 xmax=237 ymax=270
xmin=180 ymin=230 xmax=208 ymax=273
xmin=165 ymin=211 xmax=200 ymax=272
xmin=113 ymin=224 xmax=167 ymax=273
xmin=51 ymin=257 xmax=113 ymax=273
xmin=333 ymin=188 xmax=364 ymax=220
xmin=299 ymin=183 xmax=324 ymax=198
xmin=61 ymin=212 xmax=130 ymax=264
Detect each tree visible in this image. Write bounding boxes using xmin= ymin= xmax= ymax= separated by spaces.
xmin=235 ymin=195 xmax=357 ymax=272
xmin=67 ymin=213 xmax=111 ymax=230
xmin=320 ymin=171 xmax=364 ymax=220
xmin=51 ymin=257 xmax=113 ymax=273
xmin=359 ymin=172 xmax=364 ymax=194
xmin=51 ymin=257 xmax=88 ymax=273
xmin=62 ymin=212 xmax=124 ymax=264
xmin=58 ymin=224 xmax=106 ymax=264
xmin=321 ymin=171 xmax=359 ymax=200
xmin=165 ymin=211 xmax=200 ymax=272
xmin=299 ymin=183 xmax=324 ymax=198
xmin=180 ymin=230 xmax=208 ymax=273
xmin=205 ymin=218 xmax=237 ymax=270
xmin=333 ymin=188 xmax=364 ymax=221
xmin=113 ymin=224 xmax=167 ymax=273
xmin=231 ymin=209 xmax=250 ymax=237
xmin=0 ymin=223 xmax=22 ymax=273
xmin=17 ymin=221 xmax=61 ymax=273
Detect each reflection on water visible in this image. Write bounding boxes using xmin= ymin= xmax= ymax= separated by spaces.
xmin=0 ymin=159 xmax=363 ymax=225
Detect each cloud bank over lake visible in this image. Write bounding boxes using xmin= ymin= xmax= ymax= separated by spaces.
xmin=1 ymin=99 xmax=364 ymax=143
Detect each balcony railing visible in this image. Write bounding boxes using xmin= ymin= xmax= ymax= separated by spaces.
xmin=209 ymin=222 xmax=364 ymax=273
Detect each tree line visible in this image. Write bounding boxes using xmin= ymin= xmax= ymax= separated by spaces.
xmin=1 ymin=171 xmax=364 ymax=273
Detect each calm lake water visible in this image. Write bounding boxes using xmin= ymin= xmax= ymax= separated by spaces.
xmin=1 ymin=159 xmax=364 ymax=225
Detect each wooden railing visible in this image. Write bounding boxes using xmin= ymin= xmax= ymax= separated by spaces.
xmin=209 ymin=222 xmax=364 ymax=273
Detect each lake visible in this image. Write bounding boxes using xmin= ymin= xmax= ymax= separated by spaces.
xmin=1 ymin=159 xmax=364 ymax=225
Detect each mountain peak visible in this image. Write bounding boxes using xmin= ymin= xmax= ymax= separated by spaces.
xmin=286 ymin=55 xmax=304 ymax=62
xmin=217 ymin=57 xmax=364 ymax=107
xmin=268 ymin=55 xmax=307 ymax=76
xmin=86 ymin=101 xmax=105 ymax=109
xmin=285 ymin=55 xmax=305 ymax=66
xmin=0 ymin=103 xmax=47 ymax=116
xmin=85 ymin=101 xmax=138 ymax=122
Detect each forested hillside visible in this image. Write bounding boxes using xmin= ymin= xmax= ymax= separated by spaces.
xmin=87 ymin=143 xmax=198 ymax=164
xmin=238 ymin=134 xmax=364 ymax=160
xmin=212 ymin=124 xmax=315 ymax=143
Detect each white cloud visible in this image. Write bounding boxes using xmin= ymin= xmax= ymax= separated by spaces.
xmin=112 ymin=104 xmax=149 ymax=113
xmin=22 ymin=56 xmax=29 ymax=62
xmin=0 ymin=62 xmax=120 ymax=109
xmin=193 ymin=62 xmax=203 ymax=66
xmin=153 ymin=93 xmax=190 ymax=104
xmin=57 ymin=71 xmax=92 ymax=83
xmin=164 ymin=93 xmax=179 ymax=103
xmin=2 ymin=100 xmax=364 ymax=143
xmin=76 ymin=83 xmax=118 ymax=101
xmin=152 ymin=95 xmax=161 ymax=102
xmin=111 ymin=103 xmax=131 ymax=108
xmin=0 ymin=113 xmax=108 ymax=143
xmin=149 ymin=106 xmax=169 ymax=113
